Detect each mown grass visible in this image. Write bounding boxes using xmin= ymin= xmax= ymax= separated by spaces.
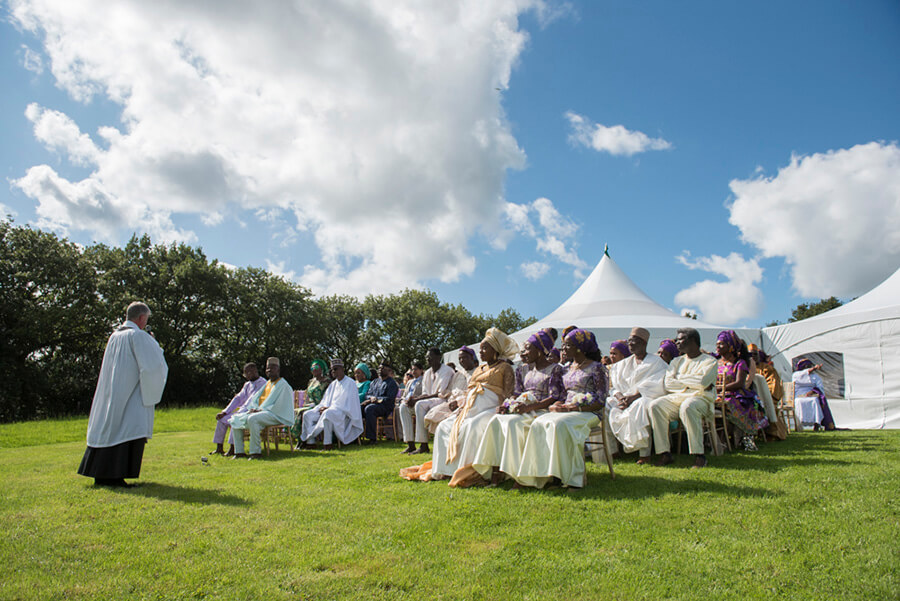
xmin=2 ymin=409 xmax=898 ymax=600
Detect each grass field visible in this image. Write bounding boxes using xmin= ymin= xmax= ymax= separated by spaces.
xmin=2 ymin=407 xmax=898 ymax=600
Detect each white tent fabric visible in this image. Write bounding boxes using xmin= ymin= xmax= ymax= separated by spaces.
xmin=762 ymin=265 xmax=900 ymax=429
xmin=444 ymin=252 xmax=758 ymax=364
xmin=507 ymin=251 xmax=758 ymax=352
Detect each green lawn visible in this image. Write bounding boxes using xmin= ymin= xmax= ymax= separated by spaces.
xmin=2 ymin=408 xmax=898 ymax=600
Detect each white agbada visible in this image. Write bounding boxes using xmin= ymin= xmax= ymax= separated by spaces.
xmin=302 ymin=375 xmax=363 ymax=444
xmin=86 ymin=321 xmax=168 ymax=448
xmin=399 ymin=364 xmax=455 ymax=443
xmin=605 ymin=353 xmax=667 ymax=454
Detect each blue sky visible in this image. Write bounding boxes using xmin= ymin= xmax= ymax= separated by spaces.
xmin=2 ymin=0 xmax=899 ymax=327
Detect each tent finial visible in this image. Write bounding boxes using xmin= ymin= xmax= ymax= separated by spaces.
xmin=604 ymin=243 xmax=610 ymax=257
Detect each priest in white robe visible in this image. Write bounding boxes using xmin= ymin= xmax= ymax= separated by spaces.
xmin=648 ymin=328 xmax=718 ymax=469
xmin=605 ymin=327 xmax=667 ymax=462
xmin=229 ymin=357 xmax=294 ymax=459
xmin=300 ymin=358 xmax=363 ymax=448
xmin=78 ymin=302 xmax=168 ymax=488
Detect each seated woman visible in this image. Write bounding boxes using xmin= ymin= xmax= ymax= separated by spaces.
xmin=513 ymin=328 xmax=608 ymax=489
xmin=354 ymin=363 xmax=371 ymax=403
xmin=609 ymin=340 xmax=631 ymax=364
xmin=715 ymin=330 xmax=769 ymax=451
xmin=792 ymin=359 xmax=836 ymax=430
xmin=290 ymin=359 xmax=331 ymax=444
xmin=401 ymin=329 xmax=517 ymax=483
xmin=656 ymin=339 xmax=679 ymax=364
xmin=473 ymin=330 xmax=565 ymax=485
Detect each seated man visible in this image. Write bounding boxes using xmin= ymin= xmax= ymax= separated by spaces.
xmin=792 ymin=358 xmax=836 ymax=430
xmin=647 ymin=328 xmax=718 ymax=469
xmin=605 ymin=327 xmax=667 ymax=464
xmin=361 ymin=362 xmax=399 ymax=444
xmin=399 ymin=347 xmax=455 ymax=455
xmin=423 ymin=346 xmax=480 ymax=435
xmin=212 ymin=362 xmax=266 ymax=456
xmin=299 ymin=358 xmax=363 ymax=449
xmin=229 ymin=357 xmax=294 ymax=460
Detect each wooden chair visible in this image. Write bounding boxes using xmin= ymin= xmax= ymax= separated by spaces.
xmin=583 ymin=417 xmax=616 ymax=484
xmin=241 ymin=424 xmax=295 ymax=456
xmin=673 ymin=414 xmax=724 ymax=456
xmin=714 ymin=372 xmax=733 ymax=452
xmin=293 ymin=390 xmax=306 ymax=416
xmin=375 ymin=413 xmax=396 ymax=441
xmin=780 ymin=381 xmax=801 ymax=432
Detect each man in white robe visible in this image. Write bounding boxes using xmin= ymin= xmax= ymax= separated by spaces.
xmin=423 ymin=346 xmax=479 ymax=436
xmin=606 ymin=327 xmax=667 ymax=462
xmin=300 ymin=359 xmax=362 ymax=449
xmin=398 ymin=347 xmax=455 ymax=454
xmin=648 ymin=328 xmax=718 ymax=469
xmin=229 ymin=357 xmax=294 ymax=459
xmin=77 ymin=302 xmax=168 ymax=488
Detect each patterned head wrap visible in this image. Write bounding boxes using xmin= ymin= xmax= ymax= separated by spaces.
xmin=526 ymin=330 xmax=555 ymax=354
xmin=562 ymin=325 xmax=577 ymax=338
xmin=481 ymin=327 xmax=519 ymax=361
xmin=310 ymin=359 xmax=328 ymax=374
xmin=330 ymin=357 xmax=344 ymax=368
xmin=658 ymin=339 xmax=679 ymax=359
xmin=459 ymin=345 xmax=476 ymax=359
xmin=609 ymin=340 xmax=631 ymax=358
xmin=796 ymin=358 xmax=814 ymax=371
xmin=757 ymin=350 xmax=768 ymax=363
xmin=565 ymin=328 xmax=600 ymax=355
xmin=716 ymin=330 xmax=742 ymax=353
xmin=354 ymin=362 xmax=371 ymax=379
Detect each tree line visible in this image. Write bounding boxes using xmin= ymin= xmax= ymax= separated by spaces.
xmin=0 ymin=221 xmax=533 ymax=423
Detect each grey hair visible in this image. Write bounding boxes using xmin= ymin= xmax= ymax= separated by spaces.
xmin=126 ymin=301 xmax=151 ymax=321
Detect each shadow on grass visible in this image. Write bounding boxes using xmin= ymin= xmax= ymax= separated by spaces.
xmin=119 ymin=482 xmax=250 ymax=506
xmin=537 ymin=474 xmax=778 ymax=500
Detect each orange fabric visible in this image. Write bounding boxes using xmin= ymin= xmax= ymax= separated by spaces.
xmin=258 ymin=380 xmax=276 ymax=405
xmin=448 ymin=465 xmax=487 ymax=488
xmin=399 ymin=461 xmax=434 ymax=481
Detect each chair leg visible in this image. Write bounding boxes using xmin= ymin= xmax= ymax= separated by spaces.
xmin=601 ymin=419 xmax=615 ymax=480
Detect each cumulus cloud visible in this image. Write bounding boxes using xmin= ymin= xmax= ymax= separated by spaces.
xmin=565 ymin=111 xmax=672 ymax=156
xmin=1 ymin=203 xmax=17 ymax=220
xmin=520 ymin=261 xmax=549 ymax=280
xmin=674 ymin=252 xmax=764 ymax=325
xmin=728 ymin=141 xmax=900 ymax=298
xmin=7 ymin=0 xmax=560 ymax=295
xmin=504 ymin=197 xmax=588 ymax=277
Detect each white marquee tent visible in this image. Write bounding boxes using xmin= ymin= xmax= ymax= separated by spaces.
xmin=444 ymin=251 xmax=759 ymax=363
xmin=762 ymin=266 xmax=900 ymax=429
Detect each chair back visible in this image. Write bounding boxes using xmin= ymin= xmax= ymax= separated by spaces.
xmin=782 ymin=381 xmax=795 ymax=408
xmin=294 ymin=390 xmax=306 ymax=408
xmin=715 ymin=371 xmax=727 ymax=401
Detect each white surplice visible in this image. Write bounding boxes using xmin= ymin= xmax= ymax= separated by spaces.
xmin=605 ymin=353 xmax=667 ymax=455
xmin=86 ymin=321 xmax=168 ymax=448
xmin=301 ymin=375 xmax=363 ymax=444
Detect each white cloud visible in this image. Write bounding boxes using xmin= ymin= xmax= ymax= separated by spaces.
xmin=728 ymin=141 xmax=900 ymax=298
xmin=20 ymin=44 xmax=43 ymax=74
xmin=674 ymin=252 xmax=764 ymax=324
xmin=1 ymin=203 xmax=17 ymax=220
xmin=520 ymin=261 xmax=549 ymax=280
xmin=565 ymin=111 xmax=672 ymax=156
xmin=504 ymin=196 xmax=588 ymax=277
xmin=265 ymin=259 xmax=297 ymax=282
xmin=8 ymin=0 xmax=561 ymax=296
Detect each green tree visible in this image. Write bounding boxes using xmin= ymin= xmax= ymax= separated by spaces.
xmin=789 ymin=297 xmax=843 ymax=322
xmin=0 ymin=222 xmax=105 ymax=420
